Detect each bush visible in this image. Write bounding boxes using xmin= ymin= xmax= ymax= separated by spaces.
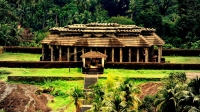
xmin=139 ymin=95 xmax=156 ymax=112
xmin=163 ymin=43 xmax=175 ymax=49
xmin=107 ymin=16 xmax=135 ymax=25
xmin=0 ymin=70 xmax=11 ymax=75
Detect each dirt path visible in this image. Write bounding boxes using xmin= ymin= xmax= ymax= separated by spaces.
xmin=186 ymin=72 xmax=200 ymax=79
xmin=138 ymin=82 xmax=162 ymax=100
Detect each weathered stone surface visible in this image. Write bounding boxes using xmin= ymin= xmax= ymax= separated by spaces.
xmin=0 ymin=82 xmax=52 ymax=112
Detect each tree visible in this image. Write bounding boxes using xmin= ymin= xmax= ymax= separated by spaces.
xmin=132 ymin=0 xmax=162 ymax=34
xmin=176 ymin=0 xmax=200 ymax=48
xmin=102 ymin=92 xmax=128 ymax=112
xmin=0 ymin=0 xmax=20 ymax=46
xmin=100 ymin=0 xmax=130 ymax=17
xmin=178 ymin=76 xmax=200 ymax=111
xmin=119 ymin=78 xmax=141 ymax=111
xmin=154 ymin=72 xmax=188 ymax=112
xmin=89 ymin=83 xmax=105 ymax=112
xmin=139 ymin=95 xmax=156 ymax=112
xmin=107 ymin=16 xmax=135 ymax=25
xmin=69 ymin=86 xmax=84 ymax=112
xmin=89 ymin=77 xmax=141 ymax=112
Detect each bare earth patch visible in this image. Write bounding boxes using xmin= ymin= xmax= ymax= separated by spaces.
xmin=138 ymin=82 xmax=162 ymax=100
xmin=186 ymin=72 xmax=200 ymax=79
xmin=0 ymin=81 xmax=52 ymax=112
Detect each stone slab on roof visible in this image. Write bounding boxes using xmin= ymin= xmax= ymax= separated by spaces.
xmin=41 ymin=23 xmax=165 ymax=47
xmin=80 ymin=51 xmax=107 ymax=58
xmin=144 ymin=33 xmax=165 ymax=45
xmin=74 ymin=37 xmax=125 ymax=47
xmin=49 ymin=37 xmax=80 ymax=46
xmin=118 ymin=35 xmax=151 ymax=47
xmin=40 ymin=35 xmax=59 ymax=44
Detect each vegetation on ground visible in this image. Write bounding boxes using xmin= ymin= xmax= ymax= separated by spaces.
xmin=1 ymin=67 xmax=200 ymax=78
xmin=1 ymin=52 xmax=200 ymax=64
xmin=139 ymin=72 xmax=200 ymax=112
xmin=44 ymin=80 xmax=83 ymax=112
xmin=0 ymin=67 xmax=82 ymax=77
xmin=0 ymin=52 xmax=41 ymax=61
xmin=69 ymin=76 xmax=142 ymax=112
xmin=8 ymin=79 xmax=83 ymax=112
xmin=163 ymin=56 xmax=200 ymax=63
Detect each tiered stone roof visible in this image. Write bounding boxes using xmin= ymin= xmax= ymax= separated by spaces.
xmin=40 ymin=23 xmax=165 ymax=47
xmin=80 ymin=51 xmax=107 ymax=58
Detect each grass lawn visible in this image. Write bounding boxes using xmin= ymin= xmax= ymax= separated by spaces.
xmin=1 ymin=52 xmax=200 ymax=64
xmin=1 ymin=67 xmax=200 ymax=78
xmin=164 ymin=56 xmax=200 ymax=63
xmin=0 ymin=68 xmax=82 ymax=77
xmin=103 ymin=68 xmax=200 ymax=78
xmin=43 ymin=80 xmax=83 ymax=112
xmin=0 ymin=52 xmax=41 ymax=61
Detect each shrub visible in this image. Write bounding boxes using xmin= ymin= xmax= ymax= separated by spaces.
xmin=0 ymin=70 xmax=11 ymax=75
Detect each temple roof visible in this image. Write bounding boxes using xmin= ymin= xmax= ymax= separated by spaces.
xmin=80 ymin=51 xmax=107 ymax=58
xmin=40 ymin=23 xmax=165 ymax=47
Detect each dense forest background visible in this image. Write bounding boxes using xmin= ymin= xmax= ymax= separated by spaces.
xmin=1 ymin=0 xmax=200 ymax=49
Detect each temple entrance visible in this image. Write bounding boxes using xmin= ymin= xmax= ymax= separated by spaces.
xmin=81 ymin=51 xmax=107 ymax=74
xmin=85 ymin=58 xmax=101 ymax=68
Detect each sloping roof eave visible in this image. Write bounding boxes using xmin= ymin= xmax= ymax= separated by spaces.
xmin=80 ymin=51 xmax=107 ymax=58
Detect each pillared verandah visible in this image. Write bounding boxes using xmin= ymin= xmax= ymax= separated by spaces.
xmin=40 ymin=23 xmax=165 ymax=73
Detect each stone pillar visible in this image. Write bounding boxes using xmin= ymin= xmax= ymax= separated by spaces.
xmin=145 ymin=48 xmax=149 ymax=63
xmin=158 ymin=46 xmax=162 ymax=63
xmin=102 ymin=58 xmax=104 ymax=67
xmin=129 ymin=48 xmax=131 ymax=62
xmin=160 ymin=46 xmax=162 ymax=58
xmin=59 ymin=46 xmax=62 ymax=61
xmin=104 ymin=48 xmax=106 ymax=55
xmin=137 ymin=47 xmax=139 ymax=62
xmin=120 ymin=48 xmax=123 ymax=62
xmin=51 ymin=46 xmax=54 ymax=62
xmin=67 ymin=47 xmax=70 ymax=62
xmin=112 ymin=48 xmax=114 ymax=62
xmin=82 ymin=47 xmax=84 ymax=55
xmin=42 ymin=44 xmax=45 ymax=61
xmin=74 ymin=47 xmax=77 ymax=62
xmin=82 ymin=58 xmax=85 ymax=67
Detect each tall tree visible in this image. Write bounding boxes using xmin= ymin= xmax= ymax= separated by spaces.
xmin=69 ymin=86 xmax=84 ymax=112
xmin=0 ymin=0 xmax=20 ymax=46
xmin=177 ymin=0 xmax=200 ymax=48
xmin=100 ymin=0 xmax=130 ymax=17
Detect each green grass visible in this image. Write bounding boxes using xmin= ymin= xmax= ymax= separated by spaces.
xmin=103 ymin=69 xmax=200 ymax=78
xmin=1 ymin=67 xmax=200 ymax=78
xmin=0 ymin=67 xmax=82 ymax=77
xmin=1 ymin=52 xmax=200 ymax=64
xmin=0 ymin=52 xmax=41 ymax=61
xmin=45 ymin=80 xmax=83 ymax=112
xmin=164 ymin=56 xmax=200 ymax=63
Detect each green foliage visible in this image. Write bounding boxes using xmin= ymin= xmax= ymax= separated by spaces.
xmin=191 ymin=40 xmax=200 ymax=49
xmin=89 ymin=77 xmax=141 ymax=112
xmin=152 ymin=72 xmax=200 ymax=112
xmin=69 ymin=86 xmax=84 ymax=112
xmin=139 ymin=95 xmax=156 ymax=112
xmin=19 ymin=31 xmax=49 ymax=47
xmin=2 ymin=0 xmax=200 ymax=48
xmin=162 ymin=43 xmax=175 ymax=49
xmin=0 ymin=70 xmax=11 ymax=75
xmin=162 ymin=72 xmax=187 ymax=89
xmin=107 ymin=16 xmax=135 ymax=25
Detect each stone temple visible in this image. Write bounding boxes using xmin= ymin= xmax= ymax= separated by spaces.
xmin=40 ymin=23 xmax=165 ymax=73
